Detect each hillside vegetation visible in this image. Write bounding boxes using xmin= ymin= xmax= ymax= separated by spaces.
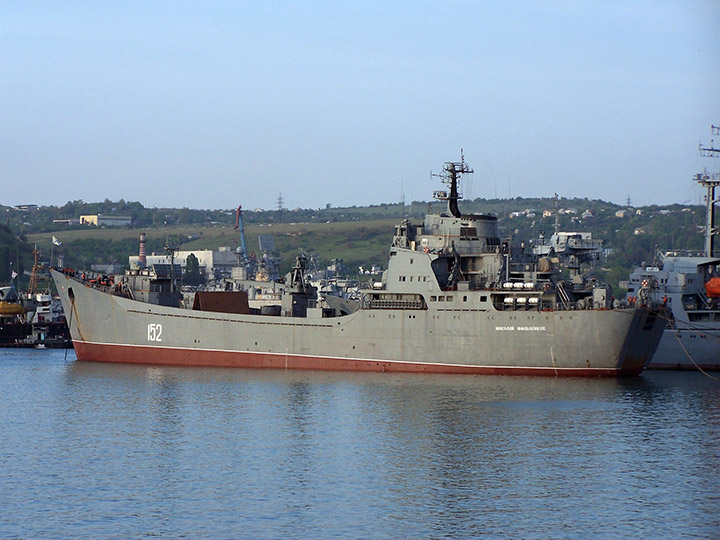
xmin=5 ymin=195 xmax=707 ymax=293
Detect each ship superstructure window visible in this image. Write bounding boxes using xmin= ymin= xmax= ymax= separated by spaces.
xmin=438 ymin=296 xmax=445 ymax=301
xmin=430 ymin=296 xmax=437 ymax=302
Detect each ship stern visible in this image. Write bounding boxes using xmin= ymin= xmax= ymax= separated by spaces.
xmin=616 ymin=305 xmax=668 ymax=375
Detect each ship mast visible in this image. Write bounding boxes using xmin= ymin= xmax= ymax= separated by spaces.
xmin=165 ymin=238 xmax=179 ymax=293
xmin=698 ymin=125 xmax=720 ymax=257
xmin=432 ymin=150 xmax=474 ymax=218
xmin=28 ymin=245 xmax=40 ymax=296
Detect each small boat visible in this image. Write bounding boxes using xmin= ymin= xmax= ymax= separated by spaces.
xmin=704 ymin=277 xmax=720 ymax=297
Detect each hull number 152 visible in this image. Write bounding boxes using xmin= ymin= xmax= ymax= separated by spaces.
xmin=147 ymin=323 xmax=163 ymax=342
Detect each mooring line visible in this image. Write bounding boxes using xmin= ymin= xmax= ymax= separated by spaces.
xmin=672 ymin=330 xmax=718 ymax=380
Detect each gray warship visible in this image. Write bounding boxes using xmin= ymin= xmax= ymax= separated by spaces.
xmin=51 ymin=156 xmax=667 ymax=376
xmin=626 ymin=138 xmax=720 ymax=371
xmin=627 ymin=249 xmax=720 ymax=370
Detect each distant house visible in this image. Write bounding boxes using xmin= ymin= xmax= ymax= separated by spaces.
xmin=13 ymin=204 xmax=38 ymax=211
xmin=52 ymin=218 xmax=80 ymax=225
xmin=581 ymin=210 xmax=594 ymax=219
xmin=542 ymin=210 xmax=553 ymax=218
xmin=509 ymin=211 xmax=522 ymax=218
xmin=634 ymin=227 xmax=647 ymax=235
xmin=615 ymin=209 xmax=630 ymax=218
xmin=635 ymin=209 xmax=644 ymax=216
xmin=658 ymin=210 xmax=671 ymax=215
xmin=80 ymin=214 xmax=132 ymax=227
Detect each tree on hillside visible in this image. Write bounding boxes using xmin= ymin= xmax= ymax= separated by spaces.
xmin=184 ymin=253 xmax=203 ymax=286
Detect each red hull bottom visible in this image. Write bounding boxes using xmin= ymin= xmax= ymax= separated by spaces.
xmin=72 ymin=341 xmax=641 ymax=377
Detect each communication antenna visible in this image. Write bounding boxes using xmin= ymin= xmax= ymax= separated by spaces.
xmin=697 ymin=124 xmax=720 ymax=256
xmin=699 ymin=125 xmax=720 ymax=157
xmin=432 ymin=149 xmax=474 ymax=218
xmin=276 ymin=193 xmax=284 ymax=212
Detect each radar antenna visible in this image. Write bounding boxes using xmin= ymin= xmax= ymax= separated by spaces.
xmin=699 ymin=125 xmax=720 ymax=157
xmin=432 ymin=150 xmax=474 ymax=218
xmin=697 ymin=124 xmax=720 ymax=256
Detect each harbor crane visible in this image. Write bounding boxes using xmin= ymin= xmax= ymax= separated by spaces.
xmin=234 ymin=205 xmax=249 ymax=267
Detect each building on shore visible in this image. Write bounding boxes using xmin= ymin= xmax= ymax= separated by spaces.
xmin=129 ymin=247 xmax=238 ymax=281
xmin=80 ymin=214 xmax=132 ymax=227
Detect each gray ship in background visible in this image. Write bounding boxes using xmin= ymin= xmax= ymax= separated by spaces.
xmin=626 ymin=125 xmax=720 ymax=371
xmin=51 ymin=155 xmax=667 ymax=376
xmin=530 ymin=194 xmax=606 ymax=308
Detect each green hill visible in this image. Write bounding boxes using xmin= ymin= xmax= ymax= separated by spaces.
xmin=0 ymin=223 xmax=33 ymax=288
xmin=15 ymin=196 xmax=707 ymax=292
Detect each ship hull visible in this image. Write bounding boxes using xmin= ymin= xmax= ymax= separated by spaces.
xmin=647 ymin=329 xmax=720 ymax=370
xmin=53 ymin=270 xmax=665 ymax=377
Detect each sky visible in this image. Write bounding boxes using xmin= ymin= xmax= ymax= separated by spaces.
xmin=2 ymin=1 xmax=719 ymax=211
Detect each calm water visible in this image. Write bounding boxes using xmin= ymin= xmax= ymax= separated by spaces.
xmin=1 ymin=349 xmax=718 ymax=540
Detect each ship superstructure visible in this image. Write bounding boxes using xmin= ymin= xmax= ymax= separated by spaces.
xmin=628 ymin=251 xmax=720 ymax=370
xmin=626 ymin=127 xmax=720 ymax=370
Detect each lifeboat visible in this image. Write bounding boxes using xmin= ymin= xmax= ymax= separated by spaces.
xmin=0 ymin=300 xmax=26 ymax=317
xmin=705 ymin=277 xmax=720 ymax=297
